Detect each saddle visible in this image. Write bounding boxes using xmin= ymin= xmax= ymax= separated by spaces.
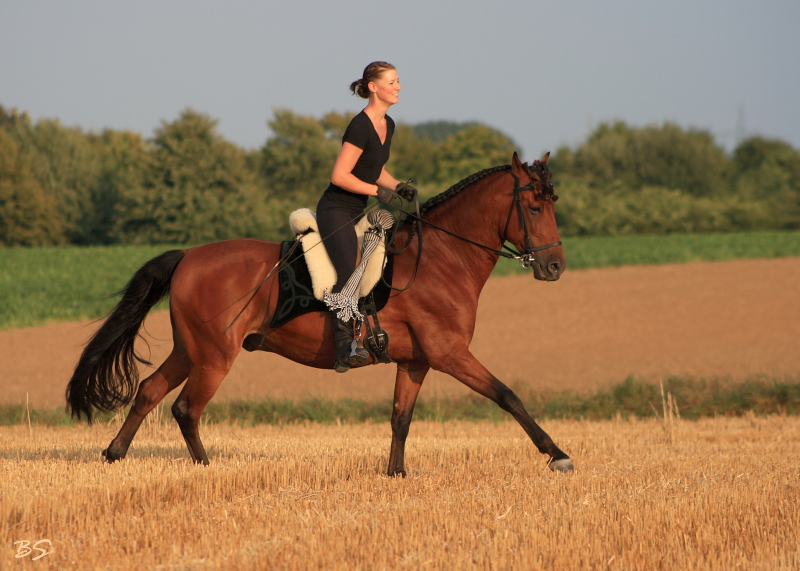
xmin=269 ymin=209 xmax=395 ymax=333
xmin=288 ymin=208 xmax=389 ymax=301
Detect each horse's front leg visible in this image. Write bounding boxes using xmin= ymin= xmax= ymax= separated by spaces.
xmin=388 ymin=363 xmax=429 ymax=477
xmin=436 ymin=348 xmax=574 ymax=472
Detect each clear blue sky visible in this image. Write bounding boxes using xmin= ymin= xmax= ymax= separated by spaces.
xmin=2 ymin=0 xmax=798 ymax=160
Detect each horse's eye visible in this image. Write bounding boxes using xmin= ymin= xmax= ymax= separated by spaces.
xmin=529 ymin=205 xmax=543 ymax=214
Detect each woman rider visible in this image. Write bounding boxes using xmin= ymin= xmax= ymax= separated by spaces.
xmin=316 ymin=61 xmax=416 ymax=373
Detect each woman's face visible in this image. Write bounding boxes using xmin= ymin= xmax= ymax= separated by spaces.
xmin=370 ymin=70 xmax=401 ymax=106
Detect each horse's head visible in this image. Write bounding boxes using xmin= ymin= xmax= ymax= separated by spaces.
xmin=505 ymin=152 xmax=565 ymax=281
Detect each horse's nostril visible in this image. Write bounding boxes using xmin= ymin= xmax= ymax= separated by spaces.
xmin=548 ymin=261 xmax=561 ymax=277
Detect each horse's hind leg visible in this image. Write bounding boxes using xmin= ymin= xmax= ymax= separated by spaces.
xmin=387 ymin=363 xmax=429 ymax=477
xmin=103 ymin=350 xmax=190 ymax=462
xmin=170 ymin=361 xmax=233 ymax=465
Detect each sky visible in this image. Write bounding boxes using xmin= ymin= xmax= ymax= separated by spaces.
xmin=2 ymin=0 xmax=799 ymax=161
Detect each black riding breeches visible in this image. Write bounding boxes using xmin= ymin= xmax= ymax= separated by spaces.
xmin=316 ymin=193 xmax=363 ymax=293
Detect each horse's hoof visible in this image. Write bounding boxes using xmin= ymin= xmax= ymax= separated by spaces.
xmin=102 ymin=447 xmax=124 ymax=463
xmin=548 ymin=458 xmax=574 ymax=473
xmin=389 ymin=469 xmax=407 ymax=478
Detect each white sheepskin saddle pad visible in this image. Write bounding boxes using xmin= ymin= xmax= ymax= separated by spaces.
xmin=288 ymin=208 xmax=388 ymax=300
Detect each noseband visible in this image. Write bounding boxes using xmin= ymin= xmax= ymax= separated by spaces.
xmin=501 ymin=174 xmax=562 ymax=269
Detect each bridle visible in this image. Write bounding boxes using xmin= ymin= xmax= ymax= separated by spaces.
xmin=501 ymin=173 xmax=562 ymax=270
xmin=385 ymin=167 xmax=562 ymax=290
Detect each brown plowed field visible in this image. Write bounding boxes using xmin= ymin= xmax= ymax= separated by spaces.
xmin=2 ymin=258 xmax=799 ymax=410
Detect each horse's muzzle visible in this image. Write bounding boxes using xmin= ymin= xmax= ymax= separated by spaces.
xmin=533 ymin=257 xmax=565 ymax=281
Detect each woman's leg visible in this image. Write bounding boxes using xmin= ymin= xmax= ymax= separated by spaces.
xmin=315 ymin=196 xmax=368 ymax=371
xmin=316 ymin=198 xmax=359 ymax=292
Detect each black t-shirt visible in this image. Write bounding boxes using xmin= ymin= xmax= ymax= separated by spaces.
xmin=323 ymin=111 xmax=394 ymax=208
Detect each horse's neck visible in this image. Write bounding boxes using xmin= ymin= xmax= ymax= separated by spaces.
xmin=414 ymin=190 xmax=504 ymax=288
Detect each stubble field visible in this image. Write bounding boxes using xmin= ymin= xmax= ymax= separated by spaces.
xmin=2 ymin=415 xmax=799 ymax=569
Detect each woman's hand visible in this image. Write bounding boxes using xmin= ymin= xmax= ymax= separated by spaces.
xmin=376 ymin=186 xmax=398 ymax=204
xmin=394 ymin=182 xmax=417 ymax=201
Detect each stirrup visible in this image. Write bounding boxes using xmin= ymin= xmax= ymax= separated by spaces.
xmin=334 ymin=342 xmax=368 ymax=373
xmin=347 ymin=340 xmax=369 ymax=368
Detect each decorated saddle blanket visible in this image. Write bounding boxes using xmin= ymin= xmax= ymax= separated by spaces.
xmin=269 ymin=209 xmax=394 ymax=329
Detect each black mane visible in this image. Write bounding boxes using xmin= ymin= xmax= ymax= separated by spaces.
xmin=418 ymin=160 xmax=556 ymax=217
xmin=419 ymin=165 xmax=511 ymax=216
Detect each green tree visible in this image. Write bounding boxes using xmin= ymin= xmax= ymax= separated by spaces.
xmin=733 ymin=136 xmax=800 ymax=228
xmin=434 ymin=125 xmax=517 ymax=185
xmin=569 ymin=121 xmax=730 ymax=197
xmin=385 ymin=124 xmax=437 ymax=189
xmin=88 ymin=129 xmax=152 ymax=243
xmin=630 ymin=123 xmax=729 ymax=198
xmin=255 ymin=110 xmax=341 ymax=238
xmin=113 ymin=108 xmax=265 ymax=244
xmin=320 ymin=111 xmax=355 ymax=142
xmin=0 ymin=128 xmax=61 ymax=245
xmin=260 ymin=109 xmax=338 ymax=202
xmin=733 ymin=137 xmax=800 ymax=173
xmin=413 ymin=120 xmax=479 ymax=142
xmin=1 ymin=109 xmax=103 ymax=243
xmin=569 ymin=121 xmax=635 ymax=188
xmin=550 ymin=122 xmax=789 ymax=235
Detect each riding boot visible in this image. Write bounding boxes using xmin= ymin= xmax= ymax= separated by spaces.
xmin=332 ymin=317 xmax=352 ymax=373
xmin=333 ymin=317 xmax=369 ymax=373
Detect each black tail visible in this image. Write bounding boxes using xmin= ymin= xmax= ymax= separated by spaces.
xmin=66 ymin=250 xmax=186 ymax=423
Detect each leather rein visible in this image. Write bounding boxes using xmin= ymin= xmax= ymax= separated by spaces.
xmin=384 ymin=171 xmax=562 ymax=291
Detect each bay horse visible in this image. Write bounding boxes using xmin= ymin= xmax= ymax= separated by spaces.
xmin=66 ymin=152 xmax=574 ymax=474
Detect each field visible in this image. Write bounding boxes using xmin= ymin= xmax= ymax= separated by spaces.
xmin=2 ymin=255 xmax=799 ymax=411
xmin=3 ymin=416 xmax=799 ymax=569
xmin=2 ymin=229 xmax=799 ymax=330
xmin=2 ymin=233 xmax=800 ymax=569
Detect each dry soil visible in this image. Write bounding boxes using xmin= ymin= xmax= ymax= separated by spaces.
xmin=2 ymin=257 xmax=798 ymax=410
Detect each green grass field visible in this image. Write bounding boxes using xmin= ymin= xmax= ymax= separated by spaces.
xmin=2 ymin=230 xmax=799 ymax=330
xmin=1 ymin=244 xmax=174 ymax=330
xmin=2 ymin=375 xmax=799 ymax=427
xmin=494 ymin=229 xmax=800 ymax=275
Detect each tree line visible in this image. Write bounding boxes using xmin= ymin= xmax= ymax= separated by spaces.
xmin=1 ymin=105 xmax=798 ymax=246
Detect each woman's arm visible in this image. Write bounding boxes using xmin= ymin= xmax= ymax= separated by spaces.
xmin=331 ymin=143 xmax=403 ymax=196
xmin=330 ymin=142 xmax=380 ymax=196
xmin=375 ymin=167 xmax=401 ymax=190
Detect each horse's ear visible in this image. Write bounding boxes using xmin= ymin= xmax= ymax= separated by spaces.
xmin=541 ymin=152 xmax=550 ymax=163
xmin=511 ymin=152 xmax=528 ymax=178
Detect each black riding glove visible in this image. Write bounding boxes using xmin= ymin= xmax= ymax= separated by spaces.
xmin=395 ymin=182 xmax=418 ymax=201
xmin=376 ymin=186 xmax=397 ymax=205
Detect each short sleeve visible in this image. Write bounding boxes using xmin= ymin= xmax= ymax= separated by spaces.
xmin=342 ymin=114 xmax=371 ymax=150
